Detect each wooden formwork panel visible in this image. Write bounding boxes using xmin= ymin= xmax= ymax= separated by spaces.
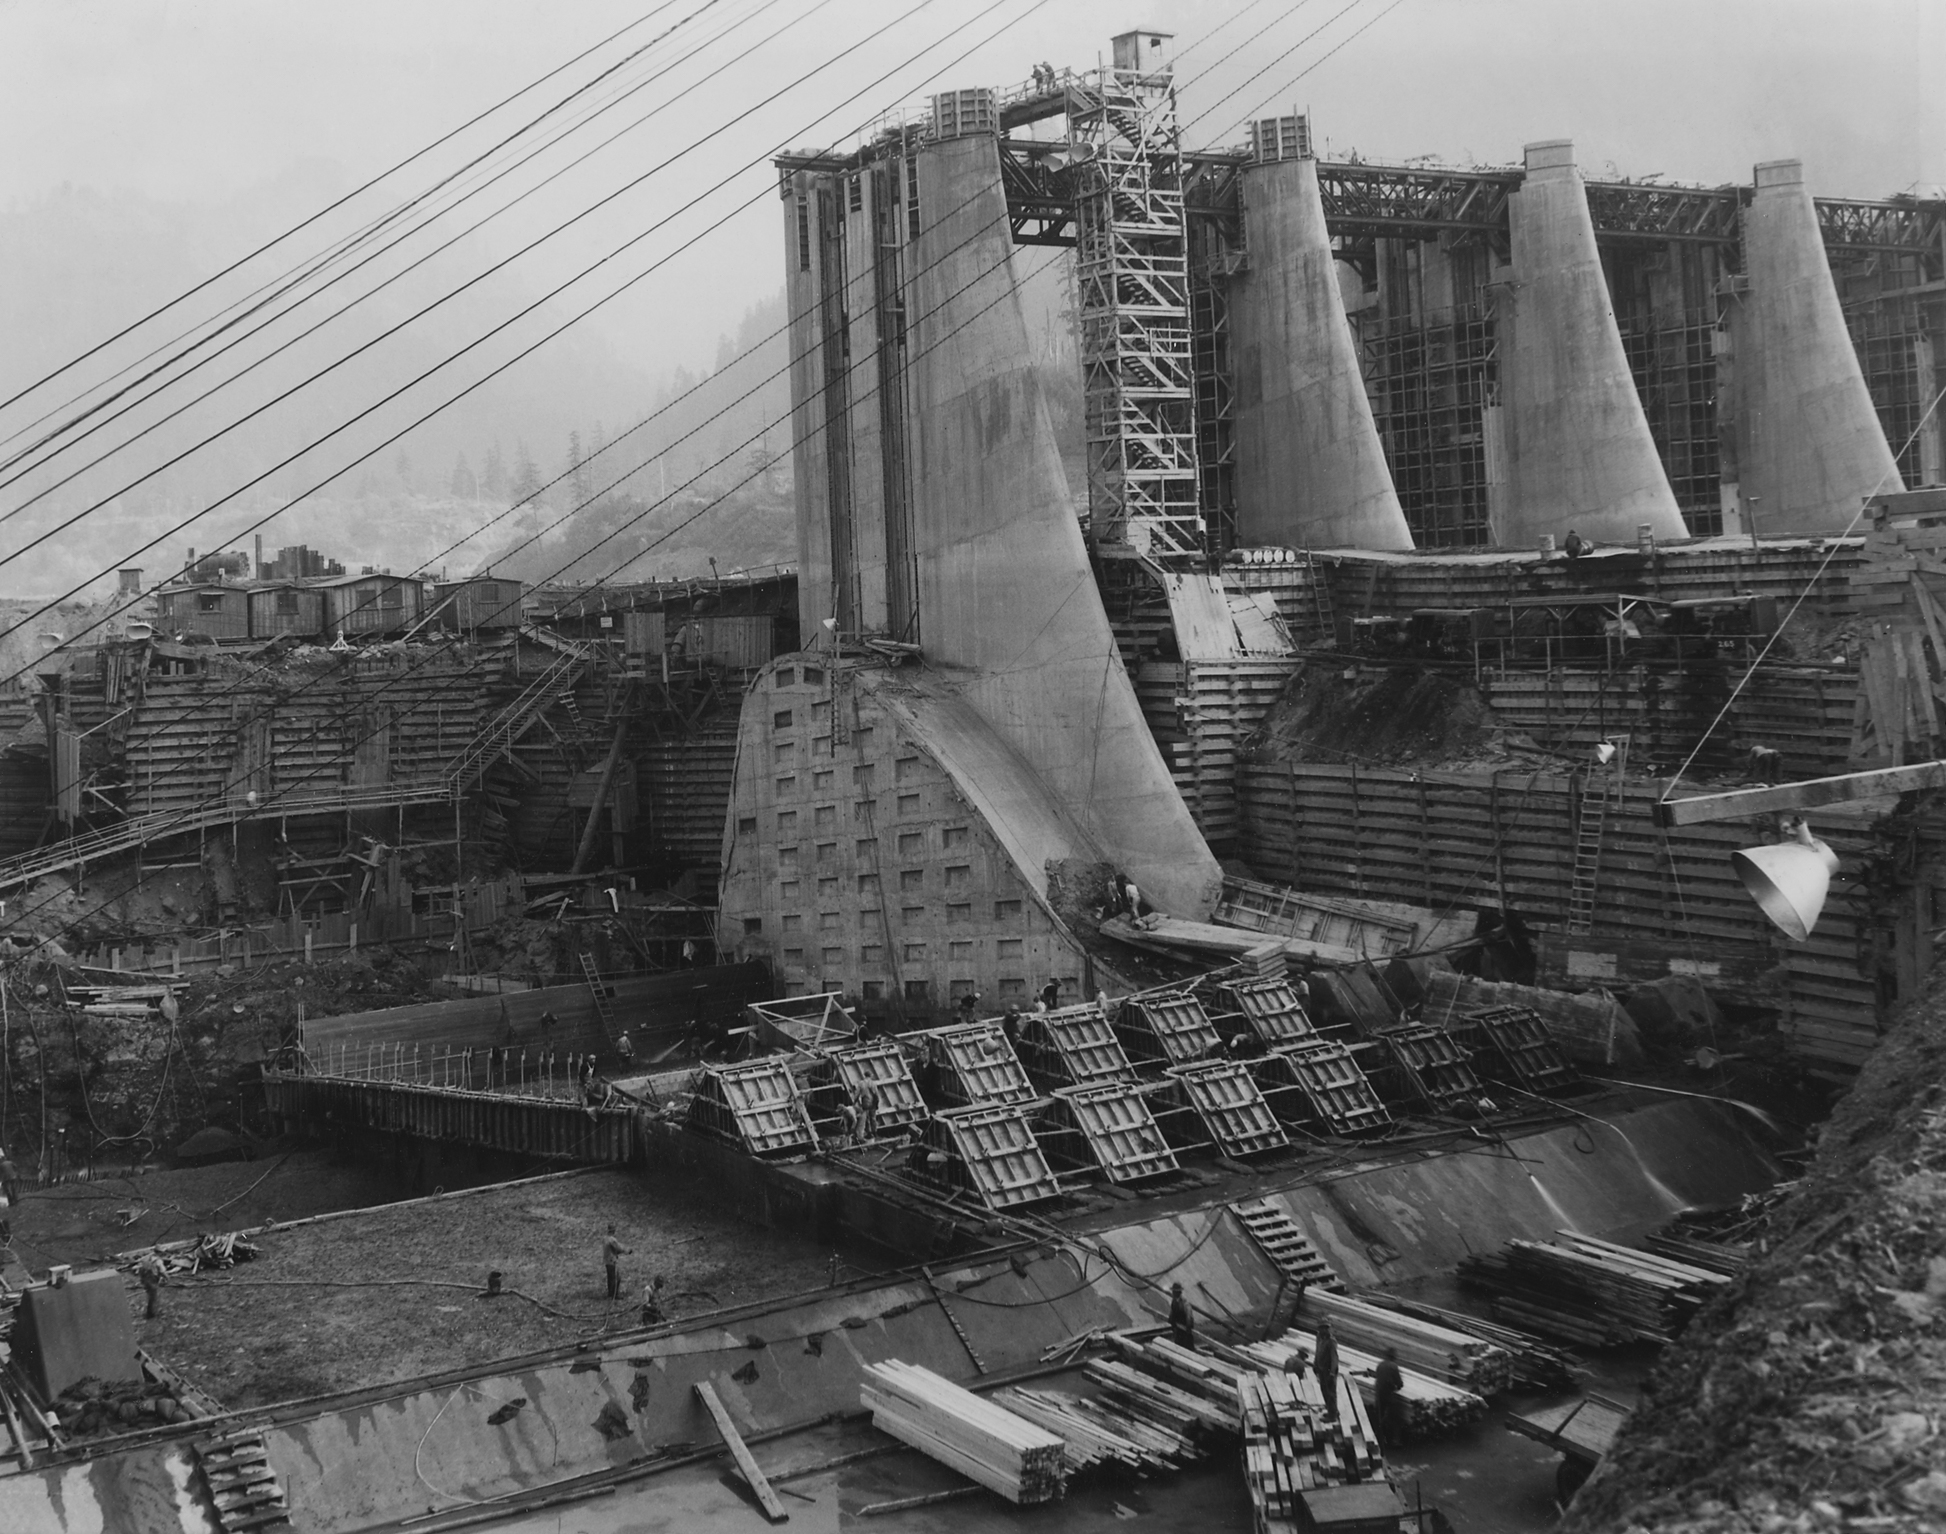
xmin=934 ymin=1104 xmax=1061 ymax=1209
xmin=1116 ymin=991 xmax=1223 ymax=1066
xmin=1030 ymin=1005 xmax=1134 ymax=1087
xmin=1254 ymin=1043 xmax=1392 ymax=1137
xmin=927 ymin=1022 xmax=1035 ymax=1107
xmin=1052 ymin=1083 xmax=1178 ymax=1184
xmin=689 ymin=1060 xmax=815 ymax=1154
xmin=1165 ymin=1060 xmax=1289 ymax=1158
xmin=828 ymin=1042 xmax=927 ymax=1132
xmin=1220 ymin=979 xmax=1319 ymax=1048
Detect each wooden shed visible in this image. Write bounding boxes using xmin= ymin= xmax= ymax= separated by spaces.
xmin=431 ymin=576 xmax=525 ymax=632
xmin=247 ymin=582 xmax=326 ymax=640
xmin=154 ymin=583 xmax=249 ymax=641
xmin=317 ymin=572 xmax=425 ymax=636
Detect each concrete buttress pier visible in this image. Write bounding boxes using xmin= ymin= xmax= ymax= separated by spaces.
xmin=777 ymin=127 xmax=1219 ymax=921
xmin=1497 ymin=140 xmax=1691 ymax=546
xmin=1231 ymin=154 xmax=1414 ymax=550
xmin=1725 ymin=158 xmax=1905 ymax=535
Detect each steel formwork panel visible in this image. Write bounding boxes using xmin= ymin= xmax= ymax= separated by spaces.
xmin=935 ymin=1104 xmax=1062 ymax=1209
xmin=1256 ymin=1042 xmax=1393 ymax=1137
xmin=1380 ymin=1025 xmax=1483 ymax=1112
xmin=1222 ymin=980 xmax=1319 ymax=1048
xmin=928 ymin=1022 xmax=1036 ymax=1106
xmin=1117 ymin=990 xmax=1222 ymax=1065
xmin=1053 ymin=1082 xmax=1179 ymax=1183
xmin=1165 ymin=1060 xmax=1290 ymax=1158
xmin=690 ymin=1060 xmax=816 ymax=1155
xmin=1459 ymin=1006 xmax=1579 ymax=1095
xmin=829 ymin=1041 xmax=927 ymax=1132
xmin=1033 ymin=1005 xmax=1135 ymax=1087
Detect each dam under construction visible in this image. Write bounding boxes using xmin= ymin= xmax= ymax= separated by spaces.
xmin=1 ymin=21 xmax=1944 ymax=1534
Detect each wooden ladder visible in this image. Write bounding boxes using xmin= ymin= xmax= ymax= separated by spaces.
xmin=1305 ymin=550 xmax=1337 ymax=648
xmin=195 ymin=1428 xmax=291 ymax=1532
xmin=1230 ymin=1199 xmax=1343 ymax=1291
xmin=1567 ymin=772 xmax=1613 ymax=933
xmin=579 ymin=952 xmax=618 ymax=1046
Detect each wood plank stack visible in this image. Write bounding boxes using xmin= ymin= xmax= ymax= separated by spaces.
xmin=1237 ymin=1330 xmax=1487 ymax=1441
xmin=1643 ymin=1230 xmax=1750 ymax=1278
xmin=1459 ymin=1233 xmax=1730 ymax=1345
xmin=1359 ymin=1294 xmax=1580 ymax=1391
xmin=990 ymin=1385 xmax=1203 ymax=1472
xmin=1295 ymin=1289 xmax=1513 ymax=1396
xmin=860 ymin=1361 xmax=1067 ymax=1505
xmin=1238 ymin=1358 xmax=1384 ymax=1519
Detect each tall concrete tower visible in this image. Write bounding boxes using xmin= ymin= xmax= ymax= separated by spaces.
xmin=1722 ymin=159 xmax=1904 ymax=535
xmin=1496 ymin=140 xmax=1690 ymax=545
xmin=1230 ymin=123 xmax=1413 ymax=550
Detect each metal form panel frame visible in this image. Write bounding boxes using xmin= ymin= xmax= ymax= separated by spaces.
xmin=1165 ymin=1060 xmax=1289 ymax=1158
xmin=1051 ymin=1082 xmax=1179 ymax=1184
xmin=1459 ymin=1006 xmax=1579 ymax=1095
xmin=746 ymin=991 xmax=859 ymax=1053
xmin=934 ymin=1104 xmax=1062 ymax=1210
xmin=1381 ymin=1025 xmax=1483 ymax=1112
xmin=688 ymin=1059 xmax=816 ymax=1155
xmin=828 ymin=1041 xmax=928 ymax=1133
xmin=927 ymin=1022 xmax=1036 ymax=1107
xmin=1028 ymin=1004 xmax=1135 ymax=1088
xmin=1116 ymin=990 xmax=1222 ymax=1065
xmin=1256 ymin=1042 xmax=1393 ymax=1137
xmin=1221 ymin=979 xmax=1320 ymax=1048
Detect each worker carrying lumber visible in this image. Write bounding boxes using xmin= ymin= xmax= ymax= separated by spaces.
xmin=1313 ymin=1318 xmax=1341 ymax=1419
xmin=1373 ymin=1345 xmax=1406 ymax=1448
xmin=1167 ymin=1282 xmax=1195 ymax=1348
xmin=137 ymin=1253 xmax=165 ymax=1319
xmin=602 ymin=1223 xmax=631 ymax=1300
xmin=640 ymin=1275 xmax=667 ymax=1327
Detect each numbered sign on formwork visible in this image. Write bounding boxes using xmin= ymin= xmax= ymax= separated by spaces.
xmin=926 ymin=1022 xmax=1036 ymax=1107
xmin=1165 ymin=1060 xmax=1290 ymax=1158
xmin=1024 ymin=1005 xmax=1134 ymax=1089
xmin=934 ymin=1104 xmax=1062 ymax=1210
xmin=1050 ymin=1083 xmax=1179 ymax=1184
xmin=827 ymin=1041 xmax=927 ymax=1133
xmin=1116 ymin=990 xmax=1222 ymax=1065
xmin=687 ymin=1059 xmax=816 ymax=1155
xmin=1381 ymin=1025 xmax=1484 ymax=1112
xmin=1255 ymin=1042 xmax=1393 ymax=1137
xmin=1458 ymin=1006 xmax=1579 ymax=1095
xmin=1219 ymin=979 xmax=1320 ymax=1048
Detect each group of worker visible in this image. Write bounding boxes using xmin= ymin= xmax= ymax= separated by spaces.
xmin=601 ymin=1223 xmax=669 ymax=1326
xmin=1168 ymin=1284 xmax=1407 ymax=1449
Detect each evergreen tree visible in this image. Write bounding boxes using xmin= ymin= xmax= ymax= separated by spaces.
xmin=567 ymin=430 xmax=592 ymax=509
xmin=509 ymin=440 xmax=543 ymax=506
xmin=449 ymin=452 xmax=477 ymax=500
xmin=482 ymin=441 xmax=508 ymax=501
xmin=394 ymin=450 xmax=415 ymax=493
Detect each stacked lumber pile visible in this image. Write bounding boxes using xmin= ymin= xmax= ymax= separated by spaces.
xmin=861 ymin=1362 xmax=1067 ymax=1505
xmin=1459 ymin=1233 xmax=1731 ymax=1345
xmin=1361 ymin=1294 xmax=1580 ymax=1391
xmin=1238 ymin=1331 xmax=1486 ymax=1440
xmin=1087 ymin=1336 xmax=1243 ymax=1441
xmin=1238 ymin=1360 xmax=1383 ymax=1517
xmin=1643 ymin=1229 xmax=1750 ymax=1278
xmin=1295 ymin=1289 xmax=1513 ymax=1395
xmin=990 ymin=1385 xmax=1202 ymax=1472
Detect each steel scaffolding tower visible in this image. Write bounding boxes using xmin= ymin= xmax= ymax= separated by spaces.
xmin=1067 ymin=37 xmax=1202 ymax=561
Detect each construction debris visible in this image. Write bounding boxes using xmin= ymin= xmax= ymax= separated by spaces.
xmin=860 ymin=1361 xmax=1067 ymax=1505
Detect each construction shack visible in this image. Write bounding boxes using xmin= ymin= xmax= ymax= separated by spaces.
xmin=317 ymin=572 xmax=426 ymax=636
xmin=431 ymin=576 xmax=526 ymax=632
xmin=153 ymin=582 xmax=249 ymax=641
xmin=247 ymin=581 xmax=326 ymax=640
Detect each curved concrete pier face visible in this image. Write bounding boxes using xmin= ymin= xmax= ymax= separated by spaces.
xmin=905 ymin=135 xmax=1221 ymax=915
xmin=1732 ymin=159 xmax=1903 ymax=534
xmin=1499 ymin=140 xmax=1690 ymax=545
xmin=1232 ymin=156 xmax=1414 ymax=550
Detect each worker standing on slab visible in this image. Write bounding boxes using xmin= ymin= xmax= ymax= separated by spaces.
xmin=1167 ymin=1282 xmax=1194 ymax=1347
xmin=1373 ymin=1345 xmax=1406 ymax=1448
xmin=640 ymin=1275 xmax=666 ymax=1327
xmin=616 ymin=1032 xmax=634 ymax=1069
xmin=137 ymin=1253 xmax=165 ymax=1319
xmin=1313 ymin=1318 xmax=1340 ymax=1419
xmin=602 ymin=1223 xmax=631 ymax=1300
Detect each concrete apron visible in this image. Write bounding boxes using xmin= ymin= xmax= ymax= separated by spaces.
xmin=0 ymin=1096 xmax=1780 ymax=1533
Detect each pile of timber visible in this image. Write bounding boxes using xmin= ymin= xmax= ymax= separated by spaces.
xmin=1458 ymin=1233 xmax=1731 ymax=1345
xmin=1238 ymin=1358 xmax=1383 ymax=1518
xmin=1237 ymin=1331 xmax=1486 ymax=1441
xmin=1642 ymin=1229 xmax=1750 ymax=1278
xmin=860 ymin=1361 xmax=1067 ymax=1505
xmin=1087 ymin=1336 xmax=1244 ymax=1442
xmin=1295 ymin=1289 xmax=1513 ymax=1396
xmin=990 ymin=1385 xmax=1201 ymax=1472
xmin=1360 ymin=1294 xmax=1580 ymax=1391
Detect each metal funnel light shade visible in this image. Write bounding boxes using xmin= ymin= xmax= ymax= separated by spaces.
xmin=1732 ymin=818 xmax=1840 ymax=941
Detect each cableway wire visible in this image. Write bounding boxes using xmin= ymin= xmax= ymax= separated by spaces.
xmin=0 ymin=0 xmax=957 ymax=583
xmin=0 ymin=4 xmax=1073 ymax=957
xmin=1211 ymin=0 xmax=1410 ymax=142
xmin=1177 ymin=0 xmax=1373 ymax=132
xmin=0 ymin=3 xmax=685 ymax=422
xmin=0 ymin=0 xmax=801 ymax=499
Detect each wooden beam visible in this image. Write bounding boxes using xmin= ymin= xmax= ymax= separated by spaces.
xmin=1654 ymin=760 xmax=1946 ymax=826
xmin=694 ymin=1381 xmax=789 ymax=1523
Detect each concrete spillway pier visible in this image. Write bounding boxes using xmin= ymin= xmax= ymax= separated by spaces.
xmin=1497 ymin=140 xmax=1691 ymax=546
xmin=1725 ymin=159 xmax=1905 ymax=535
xmin=1231 ymin=153 xmax=1414 ymax=551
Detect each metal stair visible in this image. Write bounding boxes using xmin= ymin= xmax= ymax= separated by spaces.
xmin=1567 ymin=770 xmax=1614 ymax=933
xmin=579 ymin=952 xmax=617 ymax=1046
xmin=1230 ymin=1199 xmax=1343 ymax=1291
xmin=195 ymin=1428 xmax=291 ymax=1531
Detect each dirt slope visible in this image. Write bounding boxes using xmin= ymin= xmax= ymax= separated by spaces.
xmin=1564 ymin=978 xmax=1946 ymax=1532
